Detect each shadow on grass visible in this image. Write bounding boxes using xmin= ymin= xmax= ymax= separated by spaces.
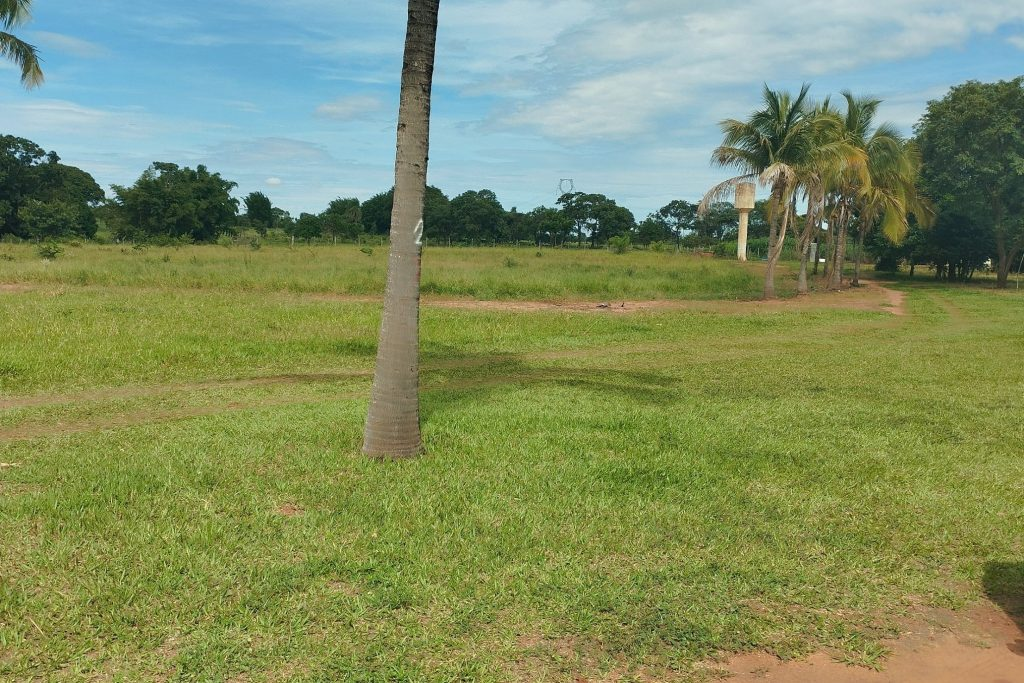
xmin=420 ymin=357 xmax=682 ymax=423
xmin=982 ymin=561 xmax=1024 ymax=656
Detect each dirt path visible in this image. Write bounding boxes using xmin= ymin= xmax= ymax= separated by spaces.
xmin=336 ymin=282 xmax=907 ymax=317
xmin=721 ymin=600 xmax=1023 ymax=682
xmin=3 ymin=280 xmax=907 ymax=317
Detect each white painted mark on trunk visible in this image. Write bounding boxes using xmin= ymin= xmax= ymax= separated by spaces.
xmin=414 ymin=219 xmax=424 ymax=246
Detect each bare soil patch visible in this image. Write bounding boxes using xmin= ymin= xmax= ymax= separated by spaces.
xmin=276 ymin=503 xmax=303 ymax=517
xmin=720 ymin=600 xmax=1023 ymax=682
xmin=0 ymin=283 xmax=32 ymax=294
xmin=304 ymin=280 xmax=906 ymax=317
xmin=379 ymin=284 xmax=905 ymax=317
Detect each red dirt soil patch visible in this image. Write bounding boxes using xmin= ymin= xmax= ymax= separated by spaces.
xmin=276 ymin=503 xmax=303 ymax=517
xmin=425 ymin=280 xmax=906 ymax=317
xmin=0 ymin=283 xmax=32 ymax=294
xmin=4 ymin=279 xmax=906 ymax=316
xmin=722 ymin=600 xmax=1023 ymax=682
xmin=311 ymin=282 xmax=907 ymax=317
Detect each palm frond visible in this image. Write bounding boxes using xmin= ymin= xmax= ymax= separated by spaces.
xmin=0 ymin=30 xmax=43 ymax=88
xmin=0 ymin=0 xmax=32 ymax=29
xmin=698 ymin=174 xmax=756 ymax=215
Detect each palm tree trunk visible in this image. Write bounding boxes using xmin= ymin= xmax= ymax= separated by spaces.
xmin=829 ymin=204 xmax=849 ymax=290
xmin=362 ymin=0 xmax=440 ymax=458
xmin=797 ymin=243 xmax=809 ymax=295
xmin=763 ymin=188 xmax=791 ymax=300
xmin=852 ymin=226 xmax=866 ymax=287
xmin=797 ymin=214 xmax=815 ymax=296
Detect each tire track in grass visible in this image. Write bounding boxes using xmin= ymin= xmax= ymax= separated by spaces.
xmin=0 ymin=340 xmax=767 ymax=442
xmin=0 ymin=336 xmax=735 ymax=412
xmin=0 ymin=288 xmax=907 ymax=441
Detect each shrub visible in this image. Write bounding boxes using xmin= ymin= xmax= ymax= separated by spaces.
xmin=503 ymin=256 xmax=519 ymax=268
xmin=37 ymin=242 xmax=63 ymax=260
xmin=216 ymin=233 xmax=234 ymax=247
xmin=360 ymin=246 xmax=374 ymax=256
xmin=608 ymin=235 xmax=631 ymax=254
xmin=649 ymin=240 xmax=671 ymax=253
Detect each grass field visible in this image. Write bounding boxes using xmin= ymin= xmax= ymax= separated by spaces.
xmin=0 ymin=243 xmax=771 ymax=301
xmin=1 ymin=246 xmax=1022 ymax=682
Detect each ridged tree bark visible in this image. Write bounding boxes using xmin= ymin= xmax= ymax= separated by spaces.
xmin=763 ymin=189 xmax=792 ymax=300
xmin=362 ymin=0 xmax=440 ymax=458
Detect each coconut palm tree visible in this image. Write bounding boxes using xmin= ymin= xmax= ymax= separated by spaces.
xmin=825 ymin=93 xmax=886 ymax=289
xmin=1 ymin=0 xmax=43 ymax=88
xmin=362 ymin=0 xmax=440 ymax=458
xmin=702 ymin=84 xmax=836 ymax=299
xmin=824 ymin=92 xmax=931 ymax=288
xmin=850 ymin=136 xmax=933 ymax=286
xmin=793 ymin=99 xmax=850 ymax=295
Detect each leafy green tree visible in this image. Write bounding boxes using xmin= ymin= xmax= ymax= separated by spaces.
xmin=361 ymin=186 xmax=451 ymax=240
xmin=244 ymin=191 xmax=274 ymax=232
xmin=747 ymin=200 xmax=771 ymax=239
xmin=361 ymin=190 xmax=393 ymax=235
xmin=503 ymin=207 xmax=530 ymax=243
xmin=321 ymin=197 xmax=361 ymax=241
xmin=291 ymin=212 xmax=323 ymax=241
xmin=272 ymin=208 xmax=295 ymax=234
xmin=0 ymin=136 xmax=104 ymax=239
xmin=0 ymin=135 xmax=47 ymax=235
xmin=421 ymin=186 xmax=452 ymax=243
xmin=111 ymin=163 xmax=239 ymax=242
xmin=525 ymin=206 xmax=571 ymax=246
xmin=18 ymin=199 xmax=96 ymax=239
xmin=450 ymin=189 xmax=506 ymax=243
xmin=694 ymin=202 xmax=738 ymax=243
xmin=1 ymin=0 xmax=43 ymax=88
xmin=636 ymin=216 xmax=673 ymax=246
xmin=557 ymin=192 xmax=634 ymax=247
xmin=649 ymin=200 xmax=697 ymax=245
xmin=916 ymin=78 xmax=1024 ymax=288
xmin=920 ymin=212 xmax=994 ymax=281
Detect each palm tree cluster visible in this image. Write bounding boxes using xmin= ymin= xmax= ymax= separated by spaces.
xmin=701 ymin=84 xmax=932 ymax=299
xmin=1 ymin=0 xmax=43 ymax=88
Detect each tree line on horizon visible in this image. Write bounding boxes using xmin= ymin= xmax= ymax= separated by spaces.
xmin=2 ymin=77 xmax=1022 ymax=283
xmin=0 ymin=138 xmax=771 ymax=249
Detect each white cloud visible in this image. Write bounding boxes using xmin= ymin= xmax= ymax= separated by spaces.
xmin=1 ymin=99 xmax=152 ymax=140
xmin=459 ymin=0 xmax=1024 ymax=142
xmin=196 ymin=138 xmax=337 ymax=167
xmin=314 ymin=95 xmax=386 ymax=120
xmin=266 ymin=177 xmax=283 ymax=186
xmin=1008 ymin=35 xmax=1024 ymax=50
xmin=29 ymin=32 xmax=111 ymax=59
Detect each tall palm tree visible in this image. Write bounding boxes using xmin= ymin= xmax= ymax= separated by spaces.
xmin=850 ymin=136 xmax=933 ymax=286
xmin=825 ymin=93 xmax=887 ymax=289
xmin=362 ymin=0 xmax=440 ymax=459
xmin=823 ymin=92 xmax=932 ymax=288
xmin=1 ymin=0 xmax=43 ymax=88
xmin=701 ymin=84 xmax=816 ymax=299
xmin=792 ymin=98 xmax=858 ymax=295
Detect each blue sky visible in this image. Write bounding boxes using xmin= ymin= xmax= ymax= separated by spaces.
xmin=2 ymin=0 xmax=1023 ymax=219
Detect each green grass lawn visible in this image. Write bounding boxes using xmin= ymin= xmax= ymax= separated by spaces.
xmin=1 ymin=248 xmax=1022 ymax=682
xmin=0 ymin=242 xmax=772 ymax=301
